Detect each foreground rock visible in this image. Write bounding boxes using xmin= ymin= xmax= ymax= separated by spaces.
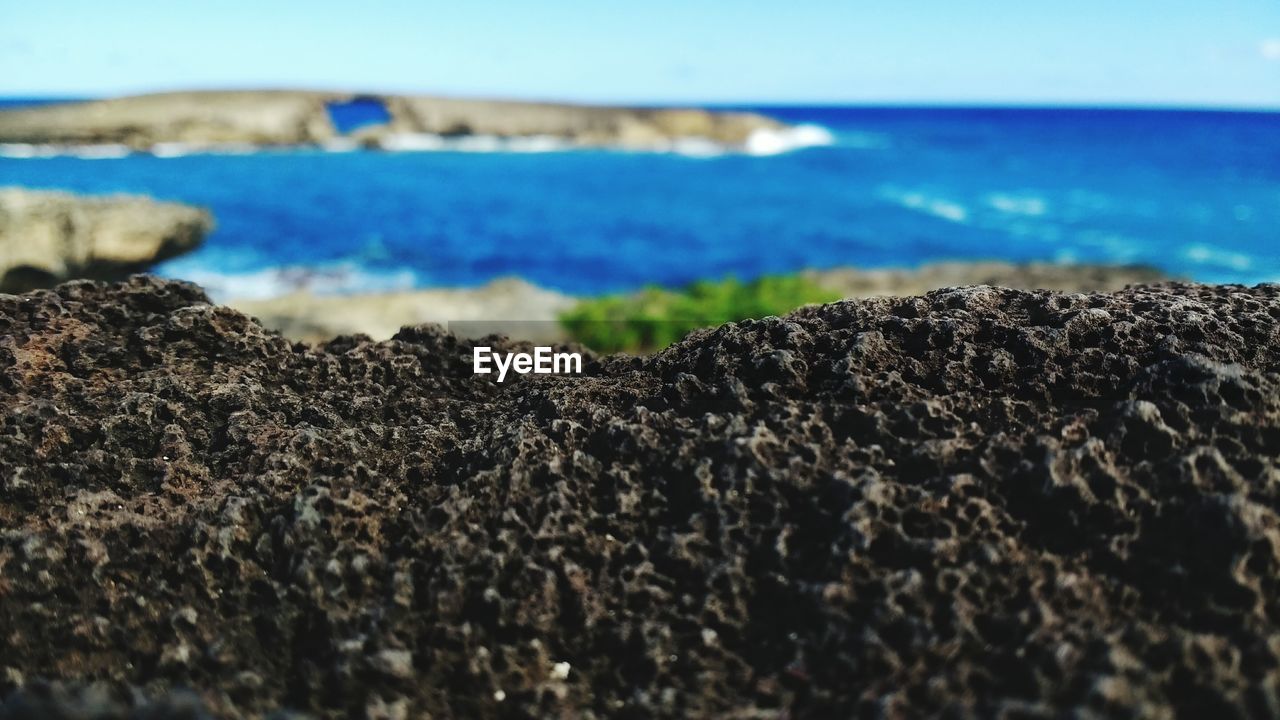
xmin=1 ymin=277 xmax=1278 ymax=718
xmin=0 ymin=188 xmax=212 ymax=292
xmin=0 ymin=91 xmax=782 ymax=151
xmin=232 ymin=262 xmax=1169 ymax=344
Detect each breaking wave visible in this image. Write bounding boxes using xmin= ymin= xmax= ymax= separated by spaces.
xmin=0 ymin=128 xmax=836 ymax=159
xmin=0 ymin=143 xmax=131 ymax=159
xmin=880 ymin=187 xmax=971 ymax=224
xmin=158 ymin=263 xmax=419 ymax=302
xmin=743 ymin=124 xmax=836 ymax=156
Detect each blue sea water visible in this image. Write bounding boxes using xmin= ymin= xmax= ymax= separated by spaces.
xmin=1 ymin=101 xmax=1277 ymax=298
xmin=326 ymin=98 xmax=394 ymax=134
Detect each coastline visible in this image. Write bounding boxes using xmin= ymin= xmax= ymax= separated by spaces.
xmin=227 ymin=261 xmax=1171 ymax=344
xmin=229 ymin=277 xmax=578 ymax=344
xmin=0 ymin=90 xmax=792 ymax=153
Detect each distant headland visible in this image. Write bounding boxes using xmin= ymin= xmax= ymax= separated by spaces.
xmin=0 ymin=90 xmax=793 ymax=153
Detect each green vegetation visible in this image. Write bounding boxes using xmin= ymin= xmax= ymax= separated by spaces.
xmin=559 ymin=275 xmax=842 ymax=352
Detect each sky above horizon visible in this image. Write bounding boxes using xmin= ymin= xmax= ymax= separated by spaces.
xmin=4 ymin=1 xmax=1280 ymax=108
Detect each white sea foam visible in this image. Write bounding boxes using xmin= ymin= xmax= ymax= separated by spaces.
xmin=0 ymin=143 xmax=132 ymax=159
xmin=75 ymin=144 xmax=132 ymax=159
xmin=150 ymin=142 xmax=194 ymax=158
xmin=0 ymin=143 xmax=57 ymax=159
xmin=670 ymin=138 xmax=728 ymax=158
xmin=1 ymin=125 xmax=834 ymax=160
xmin=379 ymin=133 xmax=447 ymax=152
xmin=505 ymin=135 xmax=573 ymax=153
xmin=451 ymin=135 xmax=506 ymax=153
xmin=1073 ymin=231 xmax=1144 ymax=262
xmin=744 ymin=124 xmax=835 ymax=156
xmin=321 ymin=138 xmax=361 ymax=153
xmin=987 ymin=193 xmax=1048 ymax=217
xmin=0 ymin=122 xmax=834 ymax=160
xmin=1183 ymin=244 xmax=1253 ymax=271
xmin=378 ymin=133 xmax=573 ymax=153
xmin=151 ymin=142 xmax=263 ymax=158
xmin=0 ymin=141 xmax=277 ymax=159
xmin=881 ymin=187 xmax=970 ymax=224
xmin=165 ymin=264 xmax=419 ymax=302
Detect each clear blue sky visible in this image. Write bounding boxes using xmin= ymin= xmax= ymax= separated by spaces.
xmin=4 ymin=0 xmax=1279 ymax=107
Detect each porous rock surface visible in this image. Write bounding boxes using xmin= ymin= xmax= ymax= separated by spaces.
xmin=1 ymin=277 xmax=1279 ymax=719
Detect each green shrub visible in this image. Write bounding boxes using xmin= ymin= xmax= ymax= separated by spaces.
xmin=559 ymin=275 xmax=841 ymax=352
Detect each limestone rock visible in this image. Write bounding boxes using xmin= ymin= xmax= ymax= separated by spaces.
xmin=0 ymin=91 xmax=783 ymax=151
xmin=806 ymin=260 xmax=1170 ymax=297
xmin=0 ymin=188 xmax=212 ymax=292
xmin=229 ymin=277 xmax=577 ymax=344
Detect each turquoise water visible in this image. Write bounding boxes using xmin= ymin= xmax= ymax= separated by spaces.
xmin=1 ymin=103 xmax=1276 ymax=298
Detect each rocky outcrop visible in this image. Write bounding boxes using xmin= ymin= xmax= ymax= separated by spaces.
xmin=230 ymin=262 xmax=1170 ymax=344
xmin=0 ymin=92 xmax=335 ymax=149
xmin=229 ymin=277 xmax=578 ymax=344
xmin=0 ymin=189 xmax=212 ymax=292
xmin=383 ymin=96 xmax=777 ymax=147
xmin=806 ymin=260 xmax=1169 ymax=297
xmin=1 ymin=277 xmax=1278 ymax=718
xmin=0 ymin=91 xmax=783 ymax=151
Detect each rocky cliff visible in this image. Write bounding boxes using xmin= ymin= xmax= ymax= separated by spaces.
xmin=0 ymin=91 xmax=783 ymax=151
xmin=0 ymin=189 xmax=212 ymax=292
xmin=1 ymin=277 xmax=1278 ymax=718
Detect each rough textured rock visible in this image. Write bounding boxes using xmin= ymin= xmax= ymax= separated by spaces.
xmin=0 ymin=189 xmax=212 ymax=293
xmin=0 ymin=91 xmax=782 ymax=151
xmin=1 ymin=277 xmax=1279 ymax=719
